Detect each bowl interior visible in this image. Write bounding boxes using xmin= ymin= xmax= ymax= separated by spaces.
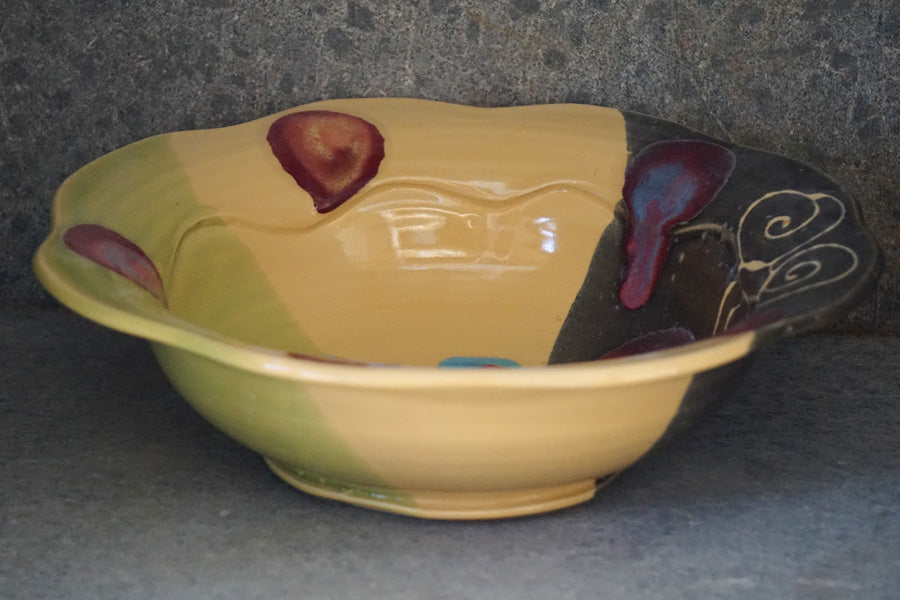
xmin=167 ymin=185 xmax=620 ymax=366
xmin=35 ymin=99 xmax=881 ymax=370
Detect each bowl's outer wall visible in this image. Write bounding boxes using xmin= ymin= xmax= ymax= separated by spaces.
xmin=153 ymin=340 xmax=692 ymax=496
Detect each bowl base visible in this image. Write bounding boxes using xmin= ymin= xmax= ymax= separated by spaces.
xmin=265 ymin=458 xmax=615 ymax=519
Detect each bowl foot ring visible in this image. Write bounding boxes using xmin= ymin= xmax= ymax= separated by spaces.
xmin=266 ymin=458 xmax=617 ymax=519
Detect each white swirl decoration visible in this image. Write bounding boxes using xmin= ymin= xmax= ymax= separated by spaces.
xmin=714 ymin=190 xmax=860 ymax=331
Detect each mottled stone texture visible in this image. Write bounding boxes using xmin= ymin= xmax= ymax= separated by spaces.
xmin=2 ymin=0 xmax=898 ymax=333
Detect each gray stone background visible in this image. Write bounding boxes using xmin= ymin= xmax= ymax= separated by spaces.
xmin=2 ymin=0 xmax=898 ymax=334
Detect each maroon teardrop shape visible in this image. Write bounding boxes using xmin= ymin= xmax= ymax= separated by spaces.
xmin=63 ymin=224 xmax=166 ymax=304
xmin=620 ymin=140 xmax=735 ymax=309
xmin=600 ymin=327 xmax=696 ymax=359
xmin=267 ymin=110 xmax=386 ymax=213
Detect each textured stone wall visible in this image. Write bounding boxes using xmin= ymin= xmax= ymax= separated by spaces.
xmin=3 ymin=0 xmax=898 ymax=333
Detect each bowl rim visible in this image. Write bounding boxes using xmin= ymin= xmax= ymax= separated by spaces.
xmin=33 ymin=98 xmax=882 ymax=389
xmin=35 ymin=241 xmax=759 ymax=389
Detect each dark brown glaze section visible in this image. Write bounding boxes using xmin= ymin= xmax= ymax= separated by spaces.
xmin=549 ymin=212 xmax=736 ymax=363
xmin=550 ymin=109 xmax=881 ymax=450
xmin=645 ymin=354 xmax=758 ymax=457
xmin=551 ymin=111 xmax=881 ymax=364
xmin=621 ymin=111 xmax=881 ymax=343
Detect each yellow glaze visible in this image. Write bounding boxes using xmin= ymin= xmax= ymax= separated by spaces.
xmin=169 ymin=99 xmax=628 ymax=365
xmin=151 ymin=331 xmax=754 ymax=519
xmin=35 ymin=99 xmax=759 ymax=519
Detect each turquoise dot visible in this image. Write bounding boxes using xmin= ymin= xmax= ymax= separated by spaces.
xmin=438 ymin=356 xmax=521 ymax=368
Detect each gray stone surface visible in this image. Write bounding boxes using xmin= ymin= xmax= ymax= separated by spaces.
xmin=2 ymin=307 xmax=899 ymax=599
xmin=1 ymin=0 xmax=898 ymax=333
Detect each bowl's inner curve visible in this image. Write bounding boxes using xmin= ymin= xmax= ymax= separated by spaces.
xmin=156 ymin=101 xmax=635 ymax=367
xmin=166 ymin=182 xmax=618 ymax=367
xmin=45 ymin=100 xmax=876 ymax=370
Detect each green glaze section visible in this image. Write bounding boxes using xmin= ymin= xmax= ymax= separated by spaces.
xmin=40 ymin=133 xmax=391 ymax=495
xmin=271 ymin=464 xmax=414 ymax=507
xmin=162 ymin=216 xmax=321 ymax=353
xmin=47 ymin=134 xmax=318 ymax=353
xmin=152 ymin=343 xmax=398 ymax=500
xmin=292 ymin=471 xmax=409 ymax=504
xmin=57 ymin=135 xmax=208 ymax=278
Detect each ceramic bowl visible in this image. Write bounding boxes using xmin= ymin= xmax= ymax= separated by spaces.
xmin=34 ymin=99 xmax=880 ymax=519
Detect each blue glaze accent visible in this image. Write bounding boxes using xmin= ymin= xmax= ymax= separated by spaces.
xmin=439 ymin=356 xmax=521 ymax=368
xmin=630 ymin=163 xmax=699 ymax=222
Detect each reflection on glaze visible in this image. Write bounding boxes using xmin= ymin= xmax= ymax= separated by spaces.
xmin=535 ymin=217 xmax=558 ymax=253
xmin=267 ymin=111 xmax=385 ymax=213
xmin=620 ymin=140 xmax=735 ymax=309
xmin=376 ymin=203 xmax=562 ymax=268
xmin=600 ymin=328 xmax=696 ymax=359
xmin=63 ymin=224 xmax=166 ymax=304
xmin=384 ymin=207 xmax=468 ymax=260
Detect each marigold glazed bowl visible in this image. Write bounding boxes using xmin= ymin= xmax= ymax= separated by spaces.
xmin=34 ymin=99 xmax=880 ymax=519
